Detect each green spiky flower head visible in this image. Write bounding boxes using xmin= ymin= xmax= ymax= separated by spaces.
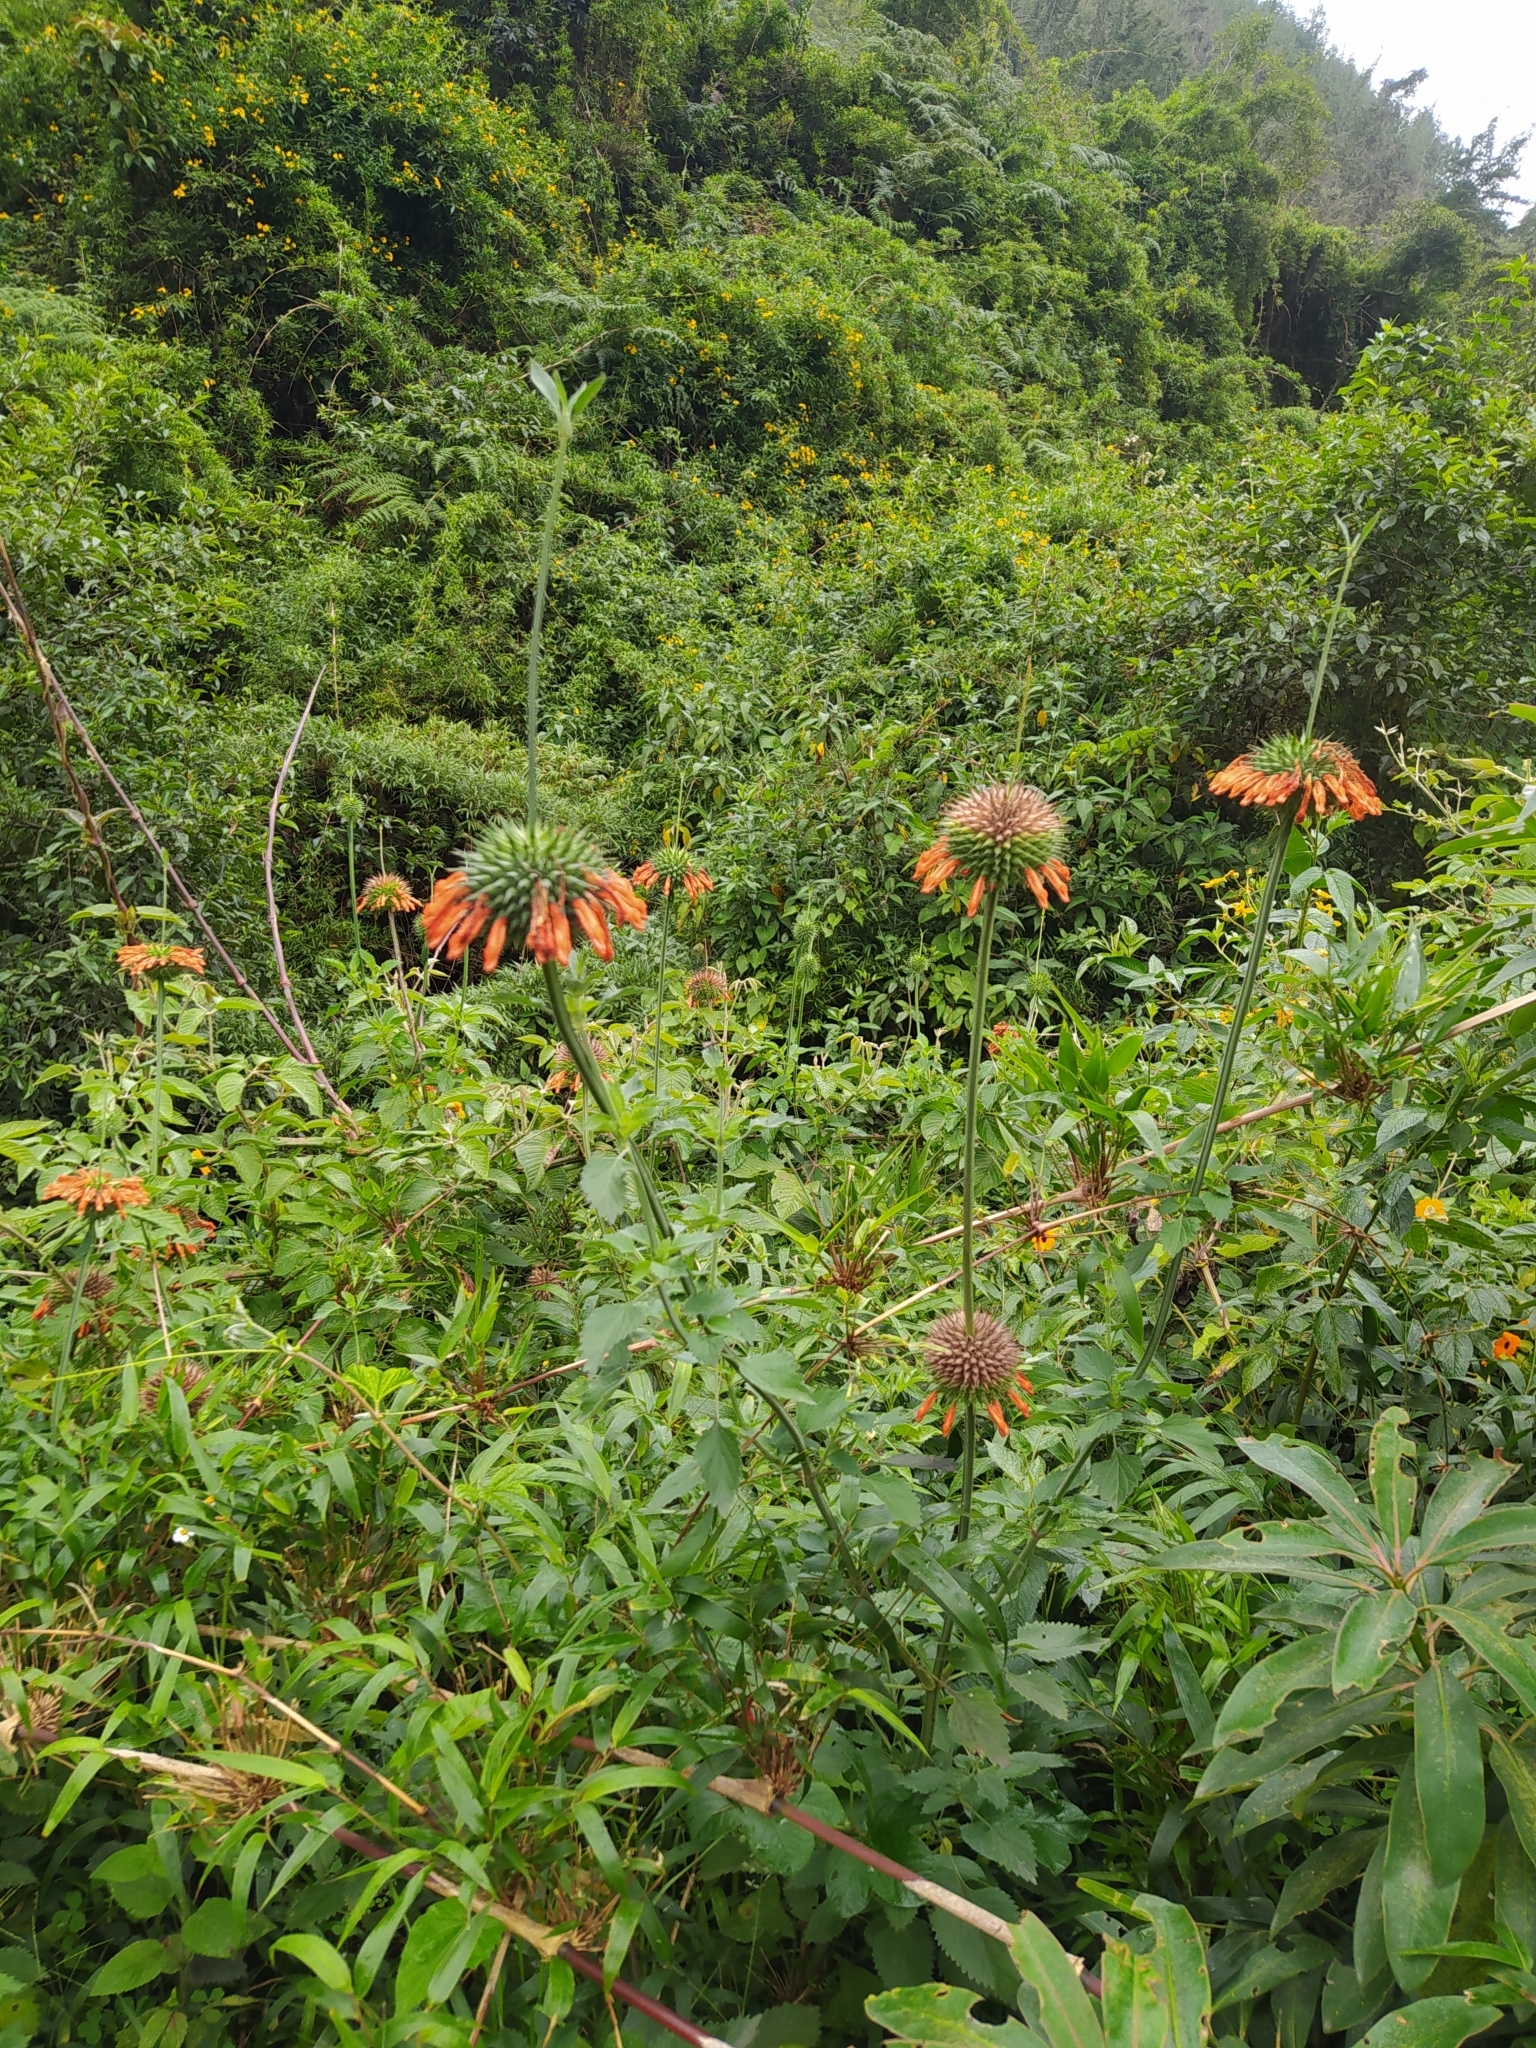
xmin=940 ymin=783 xmax=1066 ymax=891
xmin=462 ymin=819 xmax=605 ymax=940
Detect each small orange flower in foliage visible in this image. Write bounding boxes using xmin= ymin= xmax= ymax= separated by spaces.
xmin=356 ymin=873 xmax=422 ymax=916
xmin=914 ymin=783 xmax=1070 ymax=915
xmin=1207 ymin=736 xmax=1382 ymax=822
xmin=116 ymin=944 xmax=206 ymax=983
xmin=913 ymin=1310 xmax=1034 ymax=1440
xmin=41 ymin=1168 xmax=150 ymax=1216
xmin=423 ymin=821 xmax=646 ymax=973
xmin=634 ymin=845 xmax=714 ymax=906
xmin=1493 ymin=1332 xmax=1525 ymax=1360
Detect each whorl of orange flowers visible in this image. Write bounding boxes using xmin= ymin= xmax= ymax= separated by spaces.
xmin=422 ymin=821 xmax=647 ymax=974
xmin=1207 ymin=735 xmax=1382 ymax=822
xmin=634 ymin=845 xmax=714 ymax=906
xmin=356 ymin=873 xmax=422 ymax=916
xmin=914 ymin=1309 xmax=1034 ymax=1440
xmin=41 ymin=1168 xmax=150 ymax=1216
xmin=914 ymin=783 xmax=1071 ymax=916
xmin=116 ymin=944 xmax=206 ymax=983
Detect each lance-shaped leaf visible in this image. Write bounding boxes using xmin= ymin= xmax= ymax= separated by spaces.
xmin=1368 ymin=1409 xmax=1417 ymax=1571
xmin=1488 ymin=1735 xmax=1536 ymax=1872
xmin=1334 ymin=1590 xmax=1415 ymax=1694
xmin=1148 ymin=1526 xmax=1358 ymax=1585
xmin=1496 ymin=1814 xmax=1536 ymax=1959
xmin=1273 ymin=1827 xmax=1384 ymax=1936
xmin=1445 ymin=1610 xmax=1536 ymax=1719
xmin=1415 ymin=1664 xmax=1485 ymax=1888
xmin=1213 ymin=1637 xmax=1332 ymax=1748
xmin=1417 ymin=1459 xmax=1514 ymax=1568
xmin=1211 ymin=1931 xmax=1333 ymax=2011
xmin=1384 ymin=1774 xmax=1460 ymax=1992
xmin=1356 ymin=1996 xmax=1497 ymax=2048
xmin=1355 ymin=1837 xmax=1389 ymax=1992
xmin=1125 ymin=1895 xmax=1210 ymax=2048
xmin=1239 ymin=1436 xmax=1384 ymax=1558
xmin=1010 ymin=1913 xmax=1105 ymax=2048
xmin=865 ymin=1982 xmax=1037 ymax=2048
xmin=1430 ymin=1506 xmax=1536 ymax=1568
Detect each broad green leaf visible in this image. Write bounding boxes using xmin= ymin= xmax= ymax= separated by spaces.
xmin=1213 ymin=1637 xmax=1332 ymax=1747
xmin=949 ymin=1694 xmax=1012 ymax=1767
xmin=1418 ymin=1460 xmax=1514 ymax=1565
xmin=1488 ymin=1735 xmax=1536 ymax=1870
xmin=1357 ymin=1996 xmax=1497 ymax=2048
xmin=865 ymin=1982 xmax=1036 ymax=2048
xmin=1355 ymin=1837 xmax=1389 ymax=1991
xmin=696 ymin=1422 xmax=741 ymax=1514
xmin=1128 ymin=1896 xmax=1210 ymax=2048
xmin=1333 ymin=1590 xmax=1415 ymax=1693
xmin=394 ymin=1898 xmax=497 ymax=2014
xmin=1368 ymin=1408 xmax=1417 ymax=1565
xmin=86 ymin=1939 xmax=173 ymax=1996
xmin=1147 ymin=1528 xmax=1355 ymax=1583
xmin=182 ymin=1896 xmax=244 ymax=1958
xmin=580 ymin=1150 xmax=632 ymax=1223
xmin=1431 ymin=1506 xmax=1536 ymax=1566
xmin=1496 ymin=1815 xmax=1536 ymax=1958
xmin=1009 ymin=1912 xmax=1105 ymax=2048
xmin=1383 ymin=1774 xmax=1460 ymax=1991
xmin=1211 ymin=1932 xmax=1332 ymax=2012
xmin=272 ymin=1933 xmax=353 ymax=1994
xmin=1415 ymin=1665 xmax=1485 ymax=1888
xmin=1238 ymin=1436 xmax=1382 ymax=1556
xmin=1272 ymin=1828 xmax=1384 ymax=1936
xmin=1444 ymin=1610 xmax=1536 ymax=1718
xmin=92 ymin=1844 xmax=175 ymax=1921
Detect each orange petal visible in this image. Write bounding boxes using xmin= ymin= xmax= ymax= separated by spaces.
xmin=986 ymin=1399 xmax=1009 ymax=1438
xmin=966 ymin=875 xmax=986 ymax=916
xmin=445 ymin=897 xmax=489 ymax=962
xmin=1007 ymin=1385 xmax=1031 ymax=1416
xmin=573 ymin=894 xmax=614 ymax=960
xmin=633 ymin=862 xmax=657 ymax=891
xmin=941 ymin=1403 xmax=957 ymax=1435
xmin=1023 ymin=866 xmax=1050 ymax=911
xmin=482 ymin=916 xmax=508 ymax=973
xmin=914 ymin=1390 xmax=937 ymax=1424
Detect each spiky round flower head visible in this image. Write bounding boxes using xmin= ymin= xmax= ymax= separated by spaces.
xmin=914 ymin=783 xmax=1071 ymax=915
xmin=41 ymin=1168 xmax=150 ymax=1216
xmin=914 ymin=1309 xmax=1034 ymax=1440
xmin=686 ymin=966 xmax=730 ymax=1008
xmin=336 ymin=792 xmax=366 ymax=828
xmin=1207 ymin=736 xmax=1381 ymax=822
xmin=116 ymin=943 xmax=206 ymax=984
xmin=357 ymin=873 xmax=422 ymax=916
xmin=635 ymin=844 xmax=715 ymax=905
xmin=423 ymin=820 xmax=647 ymax=974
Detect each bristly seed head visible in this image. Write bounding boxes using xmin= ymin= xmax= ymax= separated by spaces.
xmin=924 ymin=1309 xmax=1022 ymax=1393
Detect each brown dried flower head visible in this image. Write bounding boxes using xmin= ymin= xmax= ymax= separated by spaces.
xmin=915 ymin=1309 xmax=1033 ymax=1439
xmin=356 ymin=872 xmax=422 ymax=916
xmin=915 ymin=783 xmax=1070 ymax=916
xmin=116 ymin=943 xmax=206 ymax=983
xmin=527 ymin=1266 xmax=563 ymax=1296
xmin=41 ymin=1168 xmax=150 ymax=1216
xmin=1207 ymin=735 xmax=1382 ymax=822
xmin=140 ymin=1358 xmax=209 ymax=1414
xmin=33 ymin=1268 xmax=113 ymax=1334
xmin=685 ymin=966 xmax=730 ymax=1008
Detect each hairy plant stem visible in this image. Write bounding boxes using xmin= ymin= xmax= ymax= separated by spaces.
xmin=650 ymin=888 xmax=673 ymax=1113
xmin=526 ymin=420 xmax=571 ymax=833
xmin=52 ymin=1221 xmax=97 ymax=1435
xmin=961 ymin=887 xmax=999 ymax=1330
xmin=1136 ymin=790 xmax=1302 ymax=1372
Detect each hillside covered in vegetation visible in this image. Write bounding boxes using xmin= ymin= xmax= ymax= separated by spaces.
xmin=3 ymin=0 xmax=1536 ymax=2040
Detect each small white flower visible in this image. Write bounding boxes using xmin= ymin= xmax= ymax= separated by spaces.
xmin=171 ymin=1525 xmax=195 ymax=1546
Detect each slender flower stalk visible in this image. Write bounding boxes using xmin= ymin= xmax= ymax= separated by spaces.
xmin=1136 ymin=519 xmax=1377 ymax=1374
xmin=911 ymin=781 xmax=1067 ymax=1745
xmin=51 ymin=1221 xmax=96 ymax=1436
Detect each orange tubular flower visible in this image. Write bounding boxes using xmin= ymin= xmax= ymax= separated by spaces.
xmin=356 ymin=872 xmax=422 ymax=916
xmin=116 ymin=944 xmax=206 ymax=983
xmin=634 ymin=846 xmax=714 ymax=905
xmin=423 ymin=822 xmax=647 ymax=977
xmin=1207 ymin=735 xmax=1382 ymax=822
xmin=914 ymin=783 xmax=1070 ymax=917
xmin=41 ymin=1168 xmax=150 ymax=1216
xmin=1493 ymin=1332 xmax=1525 ymax=1360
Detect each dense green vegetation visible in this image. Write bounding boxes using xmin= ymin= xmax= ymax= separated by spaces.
xmin=4 ymin=0 xmax=1536 ymax=2039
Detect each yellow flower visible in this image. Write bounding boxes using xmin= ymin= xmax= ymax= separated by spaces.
xmin=1415 ymin=1197 xmax=1448 ymax=1222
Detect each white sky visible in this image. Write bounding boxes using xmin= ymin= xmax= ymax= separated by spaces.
xmin=1311 ymin=0 xmax=1534 ymax=167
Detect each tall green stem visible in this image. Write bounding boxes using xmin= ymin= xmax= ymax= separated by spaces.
xmin=650 ymin=889 xmax=673 ymax=1111
xmin=52 ymin=1220 xmax=97 ymax=1435
xmin=149 ymin=982 xmax=165 ymax=1180
xmin=541 ymin=962 xmax=673 ymax=1248
xmin=526 ymin=424 xmax=571 ymax=833
xmin=960 ymin=888 xmax=999 ymax=1331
